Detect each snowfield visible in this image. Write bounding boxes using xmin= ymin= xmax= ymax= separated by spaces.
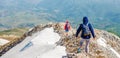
xmin=0 ymin=38 xmax=9 ymax=46
xmin=1 ymin=27 xmax=66 ymax=58
xmin=97 ymin=37 xmax=120 ymax=58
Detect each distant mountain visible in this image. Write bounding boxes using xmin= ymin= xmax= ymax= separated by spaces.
xmin=0 ymin=0 xmax=120 ymax=36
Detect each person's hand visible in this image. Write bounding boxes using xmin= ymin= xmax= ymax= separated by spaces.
xmin=93 ymin=35 xmax=96 ymax=40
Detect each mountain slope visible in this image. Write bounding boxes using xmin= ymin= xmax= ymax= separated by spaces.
xmin=1 ymin=23 xmax=120 ymax=58
xmin=1 ymin=27 xmax=66 ymax=58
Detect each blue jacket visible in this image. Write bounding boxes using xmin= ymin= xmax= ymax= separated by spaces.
xmin=76 ymin=17 xmax=95 ymax=39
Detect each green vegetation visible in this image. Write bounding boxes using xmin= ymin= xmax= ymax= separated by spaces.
xmin=0 ymin=28 xmax=29 ymax=37
xmin=0 ymin=0 xmax=120 ymax=37
xmin=107 ymin=29 xmax=120 ymax=37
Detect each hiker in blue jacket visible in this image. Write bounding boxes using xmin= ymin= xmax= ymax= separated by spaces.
xmin=76 ymin=16 xmax=95 ymax=53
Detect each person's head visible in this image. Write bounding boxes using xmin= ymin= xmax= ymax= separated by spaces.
xmin=83 ymin=16 xmax=88 ymax=25
xmin=66 ymin=20 xmax=69 ymax=23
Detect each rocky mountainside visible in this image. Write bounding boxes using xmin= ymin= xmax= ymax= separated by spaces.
xmin=22 ymin=23 xmax=120 ymax=58
xmin=0 ymin=23 xmax=120 ymax=58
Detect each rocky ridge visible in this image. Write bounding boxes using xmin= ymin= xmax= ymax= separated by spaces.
xmin=25 ymin=22 xmax=120 ymax=58
xmin=0 ymin=22 xmax=120 ymax=58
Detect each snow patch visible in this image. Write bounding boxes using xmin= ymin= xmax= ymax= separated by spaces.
xmin=97 ymin=37 xmax=107 ymax=47
xmin=110 ymin=47 xmax=120 ymax=58
xmin=31 ymin=27 xmax=60 ymax=45
xmin=28 ymin=27 xmax=34 ymax=31
xmin=20 ymin=42 xmax=33 ymax=51
xmin=37 ymin=46 xmax=66 ymax=58
xmin=1 ymin=27 xmax=66 ymax=58
xmin=97 ymin=37 xmax=120 ymax=58
xmin=0 ymin=38 xmax=9 ymax=45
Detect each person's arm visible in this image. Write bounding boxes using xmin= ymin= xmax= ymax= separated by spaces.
xmin=64 ymin=24 xmax=66 ymax=30
xmin=88 ymin=23 xmax=95 ymax=38
xmin=76 ymin=24 xmax=82 ymax=37
xmin=68 ymin=23 xmax=71 ymax=30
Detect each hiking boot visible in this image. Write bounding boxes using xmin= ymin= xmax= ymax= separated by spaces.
xmin=77 ymin=48 xmax=81 ymax=53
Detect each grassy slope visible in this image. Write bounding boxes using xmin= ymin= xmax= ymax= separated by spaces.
xmin=0 ymin=28 xmax=28 ymax=36
xmin=0 ymin=28 xmax=29 ymax=41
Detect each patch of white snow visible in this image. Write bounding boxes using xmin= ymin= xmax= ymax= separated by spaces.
xmin=110 ymin=47 xmax=120 ymax=58
xmin=1 ymin=27 xmax=66 ymax=58
xmin=0 ymin=38 xmax=9 ymax=45
xmin=97 ymin=37 xmax=107 ymax=47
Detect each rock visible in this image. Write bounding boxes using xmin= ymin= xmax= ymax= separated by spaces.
xmin=77 ymin=53 xmax=89 ymax=58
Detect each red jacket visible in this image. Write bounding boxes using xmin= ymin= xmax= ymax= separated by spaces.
xmin=64 ymin=23 xmax=70 ymax=30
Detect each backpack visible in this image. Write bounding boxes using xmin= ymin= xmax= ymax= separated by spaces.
xmin=82 ymin=23 xmax=91 ymax=36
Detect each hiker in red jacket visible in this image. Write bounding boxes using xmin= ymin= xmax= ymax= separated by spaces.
xmin=64 ymin=20 xmax=71 ymax=36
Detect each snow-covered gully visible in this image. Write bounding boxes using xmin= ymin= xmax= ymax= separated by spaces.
xmin=1 ymin=27 xmax=66 ymax=58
